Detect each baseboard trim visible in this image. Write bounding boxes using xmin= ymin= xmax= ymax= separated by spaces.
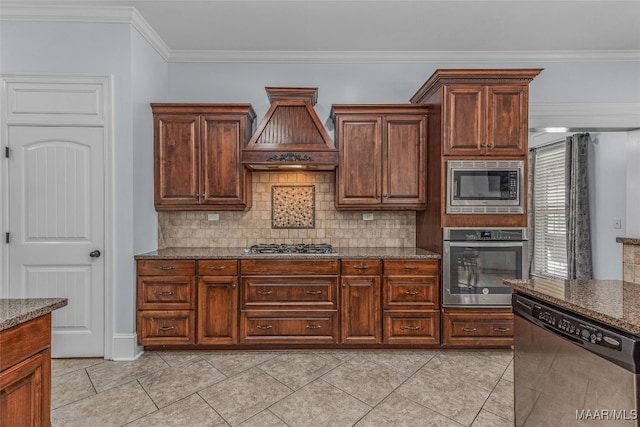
xmin=111 ymin=333 xmax=144 ymax=361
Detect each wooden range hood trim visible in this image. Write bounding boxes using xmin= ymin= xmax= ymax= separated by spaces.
xmin=242 ymin=87 xmax=338 ymax=170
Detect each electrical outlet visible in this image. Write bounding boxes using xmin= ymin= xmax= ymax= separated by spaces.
xmin=207 ymin=213 xmax=220 ymax=221
xmin=613 ymin=218 xmax=622 ymax=229
xmin=362 ymin=213 xmax=374 ymax=221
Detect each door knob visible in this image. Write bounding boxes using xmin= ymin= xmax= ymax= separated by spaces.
xmin=89 ymin=250 xmax=101 ymax=258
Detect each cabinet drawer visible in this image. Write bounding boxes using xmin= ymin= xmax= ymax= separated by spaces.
xmin=137 ymin=259 xmax=195 ymax=276
xmin=383 ymin=311 xmax=439 ymax=345
xmin=383 ymin=260 xmax=438 ymax=276
xmin=137 ymin=310 xmax=195 ymax=345
xmin=137 ymin=276 xmax=195 ymax=310
xmin=198 ymin=259 xmax=238 ymax=276
xmin=0 ymin=315 xmax=50 ymax=372
xmin=242 ymin=277 xmax=337 ymax=308
xmin=341 ymin=259 xmax=381 ymax=275
xmin=241 ymin=259 xmax=338 ymax=275
xmin=240 ymin=311 xmax=338 ymax=344
xmin=442 ymin=310 xmax=513 ymax=347
xmin=383 ymin=276 xmax=439 ymax=309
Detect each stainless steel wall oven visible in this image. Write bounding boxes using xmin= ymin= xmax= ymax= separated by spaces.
xmin=443 ymin=227 xmax=528 ymax=306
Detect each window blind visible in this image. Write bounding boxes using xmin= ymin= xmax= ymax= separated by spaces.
xmin=532 ymin=142 xmax=567 ymax=279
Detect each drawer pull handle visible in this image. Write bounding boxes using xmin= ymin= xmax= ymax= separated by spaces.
xmin=306 ymin=325 xmax=322 ymax=329
xmin=210 ymin=266 xmax=226 ymax=270
xmin=494 ymin=327 xmax=511 ymax=332
xmin=305 ymin=290 xmax=322 ymax=295
xmin=257 ymin=290 xmax=273 ymax=295
xmin=403 ymin=290 xmax=421 ymax=296
xmin=158 ymin=266 xmax=175 ymax=270
xmin=256 ymin=325 xmax=273 ymax=330
xmin=156 ymin=291 xmax=175 ymax=296
xmin=403 ymin=265 xmax=419 ymax=270
xmin=403 ymin=325 xmax=421 ymax=331
xmin=461 ymin=327 xmax=478 ymax=332
xmin=352 ymin=265 xmax=369 ymax=269
xmin=157 ymin=326 xmax=175 ymax=331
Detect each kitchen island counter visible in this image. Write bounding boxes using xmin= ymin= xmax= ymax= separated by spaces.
xmin=505 ymin=278 xmax=640 ymax=336
xmin=0 ymin=298 xmax=67 ymax=331
xmin=135 ymin=246 xmax=440 ymax=260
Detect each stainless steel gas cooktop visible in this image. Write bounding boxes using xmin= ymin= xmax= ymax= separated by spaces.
xmin=246 ymin=243 xmax=336 ymax=254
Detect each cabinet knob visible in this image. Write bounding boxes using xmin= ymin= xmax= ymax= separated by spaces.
xmin=480 ymin=143 xmax=486 ymax=148
xmin=487 ymin=143 xmax=494 ymax=148
xmin=231 ymin=284 xmax=237 ymax=289
xmin=342 ymin=283 xmax=347 ymax=288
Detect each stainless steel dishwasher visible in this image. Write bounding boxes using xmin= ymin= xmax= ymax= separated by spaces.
xmin=513 ymin=293 xmax=640 ymax=426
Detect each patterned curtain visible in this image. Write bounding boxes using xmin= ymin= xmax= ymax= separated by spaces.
xmin=565 ymin=133 xmax=593 ymax=279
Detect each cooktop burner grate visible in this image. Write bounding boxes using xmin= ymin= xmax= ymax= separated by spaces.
xmin=247 ymin=243 xmax=336 ymax=254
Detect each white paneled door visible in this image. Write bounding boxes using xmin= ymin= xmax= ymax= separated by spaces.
xmin=8 ymin=126 xmax=105 ymax=357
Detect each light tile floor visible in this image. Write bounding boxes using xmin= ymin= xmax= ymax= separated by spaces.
xmin=51 ymin=350 xmax=514 ymax=427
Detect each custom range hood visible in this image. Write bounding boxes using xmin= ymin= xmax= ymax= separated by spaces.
xmin=242 ymin=87 xmax=338 ymax=170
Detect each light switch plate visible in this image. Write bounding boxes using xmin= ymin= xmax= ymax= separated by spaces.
xmin=362 ymin=213 xmax=374 ymax=221
xmin=208 ymin=213 xmax=220 ymax=221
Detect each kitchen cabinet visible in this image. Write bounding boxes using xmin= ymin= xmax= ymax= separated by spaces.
xmin=441 ymin=307 xmax=513 ymax=347
xmin=151 ymin=104 xmax=255 ymax=211
xmin=330 ymin=105 xmax=428 ymax=210
xmin=239 ymin=259 xmax=339 ymax=344
xmin=136 ymin=259 xmax=196 ymax=345
xmin=410 ymin=69 xmax=542 ymax=250
xmin=0 ymin=315 xmax=51 ymax=427
xmin=340 ymin=260 xmax=381 ymax=344
xmin=382 ymin=259 xmax=440 ymax=345
xmin=197 ymin=260 xmax=238 ymax=345
xmin=442 ymin=84 xmax=530 ymax=156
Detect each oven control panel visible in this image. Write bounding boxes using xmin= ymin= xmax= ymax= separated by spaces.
xmin=531 ymin=304 xmax=622 ymax=351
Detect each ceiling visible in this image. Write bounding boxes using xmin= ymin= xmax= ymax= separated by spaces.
xmin=2 ymin=0 xmax=640 ymax=61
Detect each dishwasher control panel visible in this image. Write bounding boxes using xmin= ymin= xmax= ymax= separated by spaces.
xmin=531 ymin=305 xmax=622 ymax=350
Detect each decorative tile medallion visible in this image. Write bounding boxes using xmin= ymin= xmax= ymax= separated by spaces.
xmin=271 ymin=185 xmax=315 ymax=229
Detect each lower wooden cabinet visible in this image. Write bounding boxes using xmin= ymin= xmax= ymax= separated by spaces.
xmin=0 ymin=315 xmax=52 ymax=427
xmin=239 ymin=310 xmax=338 ymax=344
xmin=197 ymin=276 xmax=238 ymax=345
xmin=383 ymin=311 xmax=439 ymax=345
xmin=137 ymin=310 xmax=196 ymax=345
xmin=441 ymin=308 xmax=514 ymax=347
xmin=382 ymin=259 xmax=440 ymax=345
xmin=340 ymin=260 xmax=381 ymax=344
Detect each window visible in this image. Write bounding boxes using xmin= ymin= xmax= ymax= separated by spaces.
xmin=532 ymin=142 xmax=567 ymax=279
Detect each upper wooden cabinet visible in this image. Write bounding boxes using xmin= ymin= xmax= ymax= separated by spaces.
xmin=330 ymin=105 xmax=428 ymax=210
xmin=151 ymin=104 xmax=256 ymax=211
xmin=443 ymin=84 xmax=529 ymax=156
xmin=411 ymin=69 xmax=542 ymax=157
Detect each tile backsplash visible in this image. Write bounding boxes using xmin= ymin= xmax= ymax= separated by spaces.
xmin=622 ymin=242 xmax=640 ymax=284
xmin=158 ymin=171 xmax=416 ymax=248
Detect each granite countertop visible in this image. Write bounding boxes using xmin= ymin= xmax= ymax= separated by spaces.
xmin=617 ymin=237 xmax=640 ymax=246
xmin=135 ymin=247 xmax=441 ymax=260
xmin=505 ymin=279 xmax=640 ymax=336
xmin=0 ymin=298 xmax=68 ymax=332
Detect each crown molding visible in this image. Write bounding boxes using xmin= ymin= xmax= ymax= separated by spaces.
xmin=2 ymin=5 xmax=638 ymax=64
xmin=168 ymin=49 xmax=640 ymax=63
xmin=0 ymin=5 xmax=171 ymax=60
xmin=529 ymin=103 xmax=640 ymax=131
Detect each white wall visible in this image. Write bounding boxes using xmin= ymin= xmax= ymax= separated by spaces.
xmin=627 ymin=130 xmax=640 ymax=238
xmin=588 ymin=133 xmax=627 ymax=279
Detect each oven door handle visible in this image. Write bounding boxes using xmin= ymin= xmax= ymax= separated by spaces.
xmin=446 ymin=241 xmax=526 ymax=248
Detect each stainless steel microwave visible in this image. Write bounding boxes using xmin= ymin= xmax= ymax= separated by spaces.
xmin=447 ymin=160 xmax=524 ymax=214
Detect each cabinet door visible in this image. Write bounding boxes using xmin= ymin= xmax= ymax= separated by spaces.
xmin=197 ymin=276 xmax=238 ymax=345
xmin=443 ymin=85 xmax=485 ymax=156
xmin=154 ymin=114 xmax=200 ymax=207
xmin=383 ymin=115 xmax=426 ymax=206
xmin=486 ymin=85 xmax=528 ymax=155
xmin=336 ymin=115 xmax=382 ymax=206
xmin=340 ymin=276 xmax=381 ymax=344
xmin=201 ymin=115 xmax=250 ymax=208
xmin=0 ymin=350 xmax=50 ymax=427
